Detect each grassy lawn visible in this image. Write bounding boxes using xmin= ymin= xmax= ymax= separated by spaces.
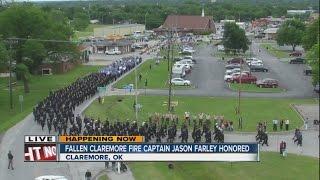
xmin=229 ymin=83 xmax=285 ymax=93
xmin=260 ymin=43 xmax=291 ymax=59
xmin=83 ymin=95 xmax=316 ymax=132
xmin=114 ymin=59 xmax=191 ymax=89
xmin=98 ymin=174 xmax=109 ymax=180
xmin=0 ymin=65 xmax=102 ymax=133
xmin=129 ymin=152 xmax=319 ymax=180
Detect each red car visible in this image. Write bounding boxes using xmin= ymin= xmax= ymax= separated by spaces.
xmin=289 ymin=51 xmax=302 ymax=57
xmin=232 ymin=74 xmax=257 ymax=84
xmin=256 ymin=78 xmax=278 ymax=88
xmin=227 ymin=58 xmax=245 ymax=64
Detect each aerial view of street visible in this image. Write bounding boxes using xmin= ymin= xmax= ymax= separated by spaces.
xmin=0 ymin=0 xmax=319 ymax=180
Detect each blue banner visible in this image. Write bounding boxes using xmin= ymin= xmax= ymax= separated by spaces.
xmin=59 ymin=143 xmax=258 ymax=154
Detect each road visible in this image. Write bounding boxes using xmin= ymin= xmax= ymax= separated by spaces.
xmin=142 ymin=42 xmax=318 ymax=98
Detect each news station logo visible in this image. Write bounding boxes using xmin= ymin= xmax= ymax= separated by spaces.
xmin=24 ymin=135 xmax=57 ymax=162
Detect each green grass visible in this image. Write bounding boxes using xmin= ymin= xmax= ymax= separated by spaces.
xmin=229 ymin=83 xmax=285 ymax=93
xmin=260 ymin=43 xmax=291 ymax=59
xmin=114 ymin=59 xmax=191 ymax=89
xmin=98 ymin=174 xmax=109 ymax=180
xmin=83 ymin=95 xmax=316 ymax=132
xmin=129 ymin=152 xmax=319 ymax=180
xmin=0 ymin=65 xmax=102 ymax=133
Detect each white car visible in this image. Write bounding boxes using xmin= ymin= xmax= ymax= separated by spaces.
xmin=246 ymin=58 xmax=263 ymax=65
xmin=249 ymin=61 xmax=264 ymax=67
xmin=183 ymin=55 xmax=193 ymax=60
xmin=217 ymin=45 xmax=225 ymax=51
xmin=225 ymin=68 xmax=240 ymax=74
xmin=178 ymin=59 xmax=194 ymax=67
xmin=224 ymin=71 xmax=250 ymax=82
xmin=175 ymin=61 xmax=193 ymax=68
xmin=171 ymin=78 xmax=191 ymax=86
xmin=35 ymin=175 xmax=68 ymax=180
xmin=182 ymin=48 xmax=195 ymax=53
xmin=105 ymin=49 xmax=121 ymax=55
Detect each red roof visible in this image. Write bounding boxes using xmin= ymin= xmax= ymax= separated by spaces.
xmin=162 ymin=15 xmax=214 ymax=30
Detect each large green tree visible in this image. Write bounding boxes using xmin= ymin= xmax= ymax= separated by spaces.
xmin=21 ymin=40 xmax=46 ymax=73
xmin=302 ymin=18 xmax=319 ymax=51
xmin=0 ymin=4 xmax=77 ymax=93
xmin=276 ymin=19 xmax=305 ymax=51
xmin=223 ymin=22 xmax=250 ymax=54
xmin=306 ymin=43 xmax=319 ymax=86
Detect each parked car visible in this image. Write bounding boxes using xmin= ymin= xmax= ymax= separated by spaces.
xmin=172 ymin=64 xmax=186 ymax=77
xmin=171 ymin=78 xmax=191 ymax=86
xmin=217 ymin=45 xmax=225 ymax=51
xmin=246 ymin=57 xmax=263 ymax=64
xmin=227 ymin=58 xmax=245 ymax=64
xmin=225 ymin=64 xmax=240 ymax=70
xmin=183 ymin=56 xmax=196 ymax=63
xmin=224 ymin=71 xmax=250 ymax=82
xmin=232 ymin=74 xmax=257 ymax=84
xmin=289 ymin=58 xmax=305 ymax=64
xmin=289 ymin=51 xmax=302 ymax=57
xmin=248 ymin=61 xmax=263 ymax=67
xmin=105 ymin=49 xmax=121 ymax=55
xmin=314 ymin=84 xmax=319 ymax=93
xmin=256 ymin=78 xmax=279 ymax=88
xmin=182 ymin=48 xmax=195 ymax=53
xmin=35 ymin=175 xmax=68 ymax=180
xmin=175 ymin=60 xmax=194 ymax=68
xmin=250 ymin=66 xmax=268 ymax=72
xmin=225 ymin=68 xmax=240 ymax=74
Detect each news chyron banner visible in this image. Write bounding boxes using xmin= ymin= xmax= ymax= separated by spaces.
xmin=25 ymin=135 xmax=259 ymax=162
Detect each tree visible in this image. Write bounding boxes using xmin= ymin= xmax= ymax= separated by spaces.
xmin=15 ymin=63 xmax=30 ymax=93
xmin=306 ymin=43 xmax=319 ymax=86
xmin=302 ymin=18 xmax=319 ymax=51
xmin=21 ymin=40 xmax=46 ymax=73
xmin=276 ymin=19 xmax=305 ymax=51
xmin=0 ymin=40 xmax=9 ymax=72
xmin=222 ymin=22 xmax=250 ymax=54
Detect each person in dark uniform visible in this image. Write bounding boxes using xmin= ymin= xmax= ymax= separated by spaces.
xmin=8 ymin=150 xmax=14 ymax=170
xmin=85 ymin=169 xmax=92 ymax=180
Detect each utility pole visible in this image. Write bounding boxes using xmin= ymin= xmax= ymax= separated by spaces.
xmin=168 ymin=30 xmax=173 ymax=112
xmin=5 ymin=38 xmax=17 ymax=110
xmin=167 ymin=31 xmax=170 ymax=71
xmin=135 ymin=58 xmax=138 ymax=120
xmin=238 ymin=56 xmax=243 ymax=129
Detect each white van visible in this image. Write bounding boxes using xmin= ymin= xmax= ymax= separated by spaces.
xmin=176 ymin=59 xmax=194 ymax=68
xmin=35 ymin=175 xmax=68 ymax=180
xmin=172 ymin=64 xmax=187 ymax=77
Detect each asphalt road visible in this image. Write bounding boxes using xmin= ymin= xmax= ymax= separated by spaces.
xmin=143 ymin=42 xmax=318 ymax=98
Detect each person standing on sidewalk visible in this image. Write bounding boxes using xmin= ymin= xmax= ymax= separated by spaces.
xmin=85 ymin=169 xmax=92 ymax=180
xmin=8 ymin=150 xmax=14 ymax=170
xmin=285 ymin=119 xmax=290 ymax=131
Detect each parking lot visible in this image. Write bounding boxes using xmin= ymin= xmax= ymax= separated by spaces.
xmin=160 ymin=40 xmax=317 ymax=98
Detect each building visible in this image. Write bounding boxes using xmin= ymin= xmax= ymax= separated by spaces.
xmin=154 ymin=15 xmax=215 ymax=35
xmin=81 ymin=36 xmax=133 ymax=55
xmin=263 ymin=28 xmax=278 ymax=40
xmin=94 ymin=24 xmax=145 ymax=38
xmin=287 ymin=10 xmax=314 ymax=15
